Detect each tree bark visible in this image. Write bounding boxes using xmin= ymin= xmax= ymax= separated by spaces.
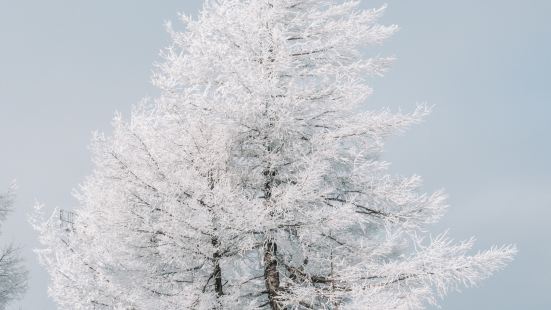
xmin=264 ymin=240 xmax=281 ymax=310
xmin=263 ymin=166 xmax=281 ymax=309
xmin=212 ymin=237 xmax=223 ymax=296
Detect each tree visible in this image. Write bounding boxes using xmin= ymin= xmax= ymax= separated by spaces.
xmin=34 ymin=1 xmax=515 ymax=309
xmin=0 ymin=184 xmax=27 ymax=310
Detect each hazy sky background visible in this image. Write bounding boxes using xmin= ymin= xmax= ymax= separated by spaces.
xmin=0 ymin=1 xmax=549 ymax=309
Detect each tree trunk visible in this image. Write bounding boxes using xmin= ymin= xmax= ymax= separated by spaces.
xmin=264 ymin=240 xmax=281 ymax=310
xmin=262 ymin=165 xmax=281 ymax=309
xmin=212 ymin=237 xmax=223 ymax=296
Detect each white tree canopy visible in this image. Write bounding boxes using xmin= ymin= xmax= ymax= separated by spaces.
xmin=34 ymin=1 xmax=515 ymax=309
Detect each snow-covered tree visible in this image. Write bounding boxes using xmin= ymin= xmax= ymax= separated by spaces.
xmin=0 ymin=184 xmax=27 ymax=309
xmin=34 ymin=1 xmax=515 ymax=309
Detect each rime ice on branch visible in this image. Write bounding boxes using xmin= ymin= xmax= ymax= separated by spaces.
xmin=34 ymin=1 xmax=515 ymax=309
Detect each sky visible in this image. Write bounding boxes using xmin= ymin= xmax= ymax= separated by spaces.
xmin=0 ymin=0 xmax=549 ymax=309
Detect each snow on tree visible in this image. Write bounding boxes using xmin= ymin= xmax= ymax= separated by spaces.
xmin=0 ymin=184 xmax=27 ymax=309
xmin=34 ymin=1 xmax=515 ymax=309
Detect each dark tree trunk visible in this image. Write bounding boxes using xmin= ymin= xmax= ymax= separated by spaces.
xmin=212 ymin=236 xmax=223 ymax=296
xmin=264 ymin=240 xmax=281 ymax=310
xmin=262 ymin=166 xmax=281 ymax=309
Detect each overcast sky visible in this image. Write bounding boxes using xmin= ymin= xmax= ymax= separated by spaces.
xmin=1 ymin=1 xmax=550 ymax=309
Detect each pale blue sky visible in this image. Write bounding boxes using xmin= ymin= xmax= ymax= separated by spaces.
xmin=0 ymin=1 xmax=549 ymax=309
